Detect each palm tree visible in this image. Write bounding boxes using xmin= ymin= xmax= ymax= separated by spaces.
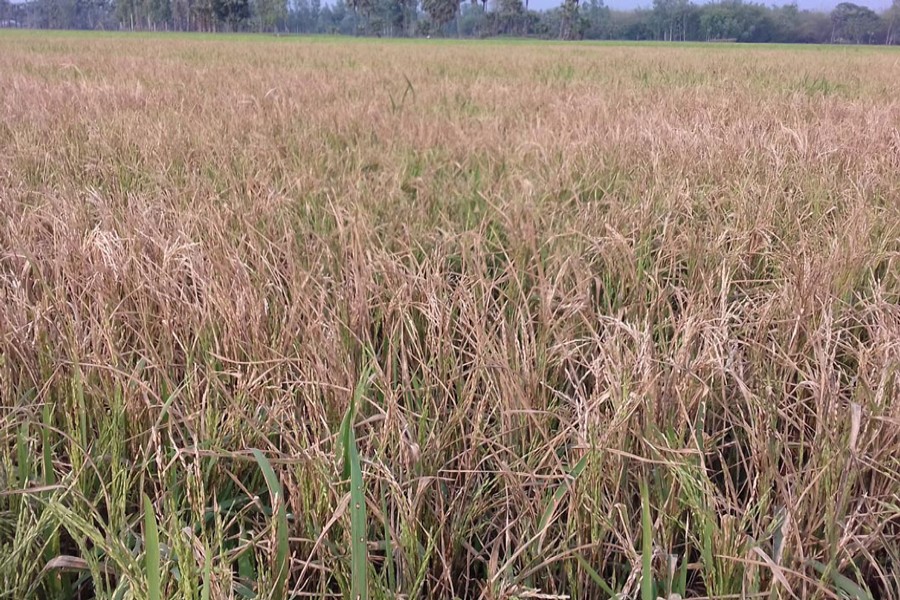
xmin=887 ymin=0 xmax=899 ymax=44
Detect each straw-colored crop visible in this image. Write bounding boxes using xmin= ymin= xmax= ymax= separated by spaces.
xmin=1 ymin=31 xmax=899 ymax=599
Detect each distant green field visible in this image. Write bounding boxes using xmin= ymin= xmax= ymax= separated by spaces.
xmin=3 ymin=27 xmax=900 ymax=50
xmin=1 ymin=31 xmax=899 ymax=600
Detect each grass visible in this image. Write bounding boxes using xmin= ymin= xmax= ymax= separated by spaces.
xmin=1 ymin=30 xmax=900 ymax=599
xmin=143 ymin=494 xmax=162 ymax=600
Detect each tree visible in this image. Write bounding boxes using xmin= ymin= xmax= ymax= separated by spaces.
xmin=372 ymin=0 xmax=416 ymax=36
xmin=886 ymin=0 xmax=899 ymax=44
xmin=698 ymin=1 xmax=774 ymax=42
xmin=581 ymin=0 xmax=610 ymax=39
xmin=290 ymin=0 xmax=314 ymax=32
xmin=496 ymin=0 xmax=524 ymax=34
xmin=117 ymin=0 xmax=138 ymax=27
xmin=559 ymin=0 xmax=578 ymax=38
xmin=347 ymin=0 xmax=373 ymax=32
xmin=4 ymin=0 xmax=891 ymax=43
xmin=171 ymin=0 xmax=194 ymax=29
xmin=772 ymin=3 xmax=800 ymax=41
xmin=606 ymin=8 xmax=654 ymax=39
xmin=214 ymin=0 xmax=250 ymax=29
xmin=318 ymin=0 xmax=353 ymax=33
xmin=831 ymin=2 xmax=880 ymax=43
xmin=652 ymin=0 xmax=684 ymax=40
xmin=422 ymin=0 xmax=457 ymax=30
xmin=772 ymin=4 xmax=830 ymax=43
xmin=256 ymin=0 xmax=286 ymax=30
xmin=144 ymin=0 xmax=171 ymax=28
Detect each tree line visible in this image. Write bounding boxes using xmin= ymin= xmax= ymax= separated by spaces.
xmin=1 ymin=0 xmax=898 ymax=44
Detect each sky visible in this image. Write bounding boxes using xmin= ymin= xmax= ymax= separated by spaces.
xmin=529 ymin=0 xmax=892 ymax=10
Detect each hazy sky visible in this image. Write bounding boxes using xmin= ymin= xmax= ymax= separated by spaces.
xmin=528 ymin=0 xmax=892 ymax=10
